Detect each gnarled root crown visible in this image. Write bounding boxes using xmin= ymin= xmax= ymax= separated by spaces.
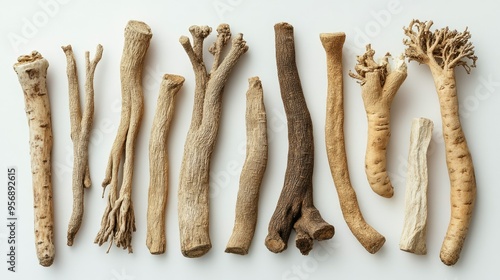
xmin=403 ymin=19 xmax=477 ymax=73
xmin=349 ymin=44 xmax=406 ymax=86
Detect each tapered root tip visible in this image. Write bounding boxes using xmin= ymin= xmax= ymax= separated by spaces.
xmin=225 ymin=247 xmax=248 ymax=255
xmin=377 ymin=186 xmax=394 ymax=198
xmin=370 ymin=179 xmax=394 ymax=198
xmin=366 ymin=236 xmax=386 ymax=254
xmin=84 ymin=176 xmax=92 ymax=188
xmin=182 ymin=244 xmax=212 ymax=258
xmin=440 ymin=251 xmax=459 ymax=266
xmin=67 ymin=234 xmax=74 ymax=246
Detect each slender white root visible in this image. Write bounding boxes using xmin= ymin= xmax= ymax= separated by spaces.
xmin=400 ymin=118 xmax=433 ymax=255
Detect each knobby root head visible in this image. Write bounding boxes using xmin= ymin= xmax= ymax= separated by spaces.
xmin=403 ymin=19 xmax=477 ymax=73
xmin=349 ymin=44 xmax=406 ymax=86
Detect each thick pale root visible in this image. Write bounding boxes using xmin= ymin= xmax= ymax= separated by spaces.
xmin=14 ymin=52 xmax=55 ymax=266
xmin=349 ymin=45 xmax=407 ymax=198
xmin=400 ymin=118 xmax=433 ymax=255
xmin=403 ymin=19 xmax=477 ymax=265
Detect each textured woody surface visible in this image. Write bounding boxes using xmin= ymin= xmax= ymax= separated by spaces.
xmin=62 ymin=44 xmax=103 ymax=246
xmin=321 ymin=33 xmax=385 ymax=254
xmin=349 ymin=45 xmax=407 ymax=198
xmin=265 ymin=22 xmax=334 ymax=255
xmin=146 ymin=74 xmax=184 ymax=254
xmin=178 ymin=24 xmax=248 ymax=258
xmin=95 ymin=20 xmax=151 ymax=253
xmin=400 ymin=118 xmax=433 ymax=255
xmin=225 ymin=77 xmax=268 ymax=255
xmin=404 ymin=19 xmax=477 ymax=266
xmin=13 ymin=51 xmax=55 ymax=266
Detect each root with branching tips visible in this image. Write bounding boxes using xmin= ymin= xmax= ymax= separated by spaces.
xmin=62 ymin=44 xmax=103 ymax=246
xmin=95 ymin=20 xmax=152 ymax=253
xmin=178 ymin=23 xmax=248 ymax=258
xmin=403 ymin=19 xmax=477 ymax=266
xmin=349 ymin=45 xmax=407 ymax=198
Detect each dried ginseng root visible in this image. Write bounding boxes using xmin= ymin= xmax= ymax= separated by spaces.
xmin=265 ymin=22 xmax=334 ymax=255
xmin=178 ymin=24 xmax=248 ymax=258
xmin=13 ymin=51 xmax=55 ymax=266
xmin=62 ymin=44 xmax=103 ymax=246
xmin=400 ymin=117 xmax=433 ymax=255
xmin=225 ymin=77 xmax=268 ymax=255
xmin=349 ymin=45 xmax=407 ymax=198
xmin=146 ymin=74 xmax=185 ymax=254
xmin=95 ymin=20 xmax=152 ymax=253
xmin=320 ymin=33 xmax=385 ymax=254
xmin=404 ymin=19 xmax=477 ymax=266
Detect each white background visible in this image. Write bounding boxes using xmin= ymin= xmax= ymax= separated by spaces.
xmin=1 ymin=0 xmax=499 ymax=279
